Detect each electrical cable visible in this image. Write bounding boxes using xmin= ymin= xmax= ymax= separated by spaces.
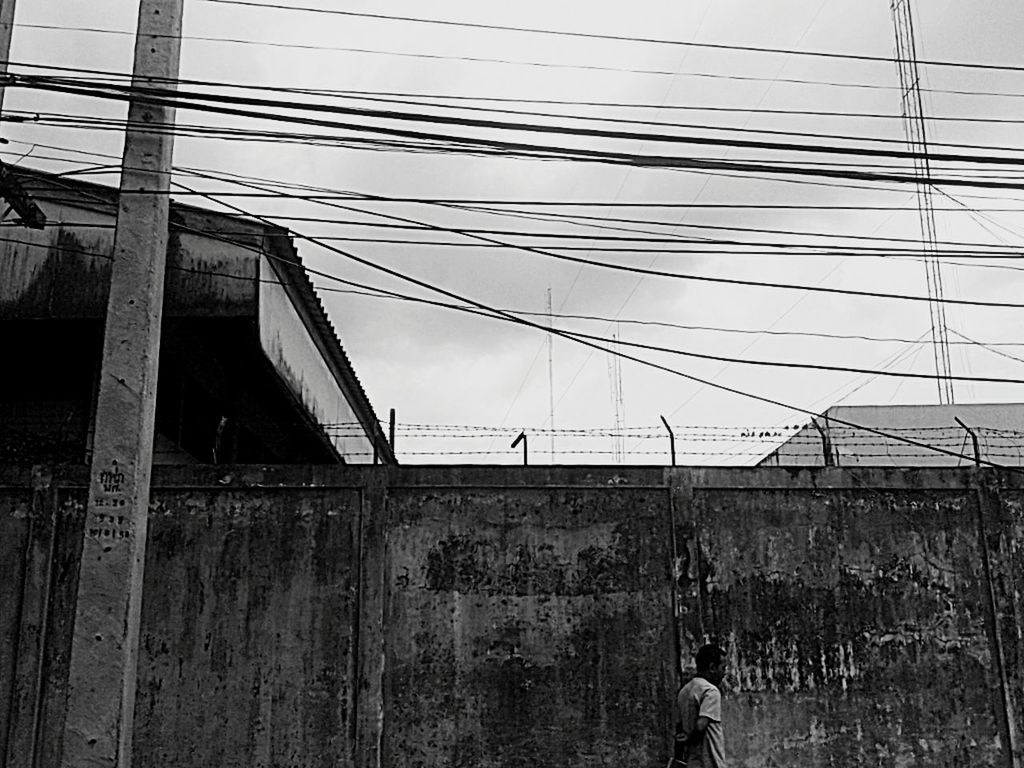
xmin=15 ymin=111 xmax=1024 ymax=201
xmin=14 ymin=154 xmax=1024 ymax=438
xmin=13 ymin=58 xmax=1024 ymax=117
xmin=19 ymin=75 xmax=1024 ymax=169
xmin=17 ymin=84 xmax=1024 ymax=158
xmin=311 ymin=282 xmax=1024 ymax=348
xmin=197 ymin=0 xmax=1024 ymax=76
xmin=214 ymin=189 xmax=1024 ymax=310
xmin=150 ymin=179 xmax=1024 ymax=470
xmin=27 ymin=211 xmax=1024 ymax=255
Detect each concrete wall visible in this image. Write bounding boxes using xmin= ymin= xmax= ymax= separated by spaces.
xmin=135 ymin=485 xmax=364 ymax=768
xmin=683 ymin=477 xmax=1018 ymax=766
xmin=0 ymin=465 xmax=1021 ymax=768
xmin=380 ymin=483 xmax=676 ymax=768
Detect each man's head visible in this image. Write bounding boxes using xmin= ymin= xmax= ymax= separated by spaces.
xmin=695 ymin=644 xmax=726 ymax=686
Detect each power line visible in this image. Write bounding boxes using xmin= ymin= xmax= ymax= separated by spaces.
xmin=18 ymin=77 xmax=1024 ymax=191
xmin=171 ymin=176 xmax=1022 ymax=468
xmin=137 ymin=166 xmax=1024 ymax=311
xmin=312 ymin=283 xmax=1024 ymax=348
xmin=13 ymin=59 xmax=1024 ymax=119
xmin=23 ymin=164 xmax=1024 ymax=308
xmin=26 ymin=118 xmax=1024 ymax=186
xmin=19 ymin=25 xmax=928 ymax=87
xmin=20 ymin=75 xmax=1024 ymax=169
xmin=13 ymin=81 xmax=1024 ymax=158
xmin=290 ymin=279 xmax=1024 ymax=383
xmin=16 ymin=163 xmax=1024 ymax=337
xmin=558 ymin=327 xmax=1024 ymax=384
xmin=15 ymin=103 xmax=1024 ymax=201
xmin=271 ymin=212 xmax=1024 ymax=311
xmin=28 ymin=99 xmax=1024 ymax=156
xmin=16 ymin=167 xmax=1018 ymax=467
xmin=198 ymin=0 xmax=1024 ymax=76
xmin=33 ymin=181 xmax=1008 ymax=390
xmin=27 ymin=210 xmax=1024 ymax=255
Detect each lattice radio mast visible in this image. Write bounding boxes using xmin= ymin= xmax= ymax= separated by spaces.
xmin=547 ymin=287 xmax=556 ymax=463
xmin=891 ymin=0 xmax=955 ymax=403
xmin=607 ymin=326 xmax=625 ymax=463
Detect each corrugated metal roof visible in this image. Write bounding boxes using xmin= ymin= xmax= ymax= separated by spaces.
xmin=11 ymin=165 xmax=395 ymax=464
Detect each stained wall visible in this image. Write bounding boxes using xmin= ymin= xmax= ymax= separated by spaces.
xmin=0 ymin=465 xmax=1019 ymax=768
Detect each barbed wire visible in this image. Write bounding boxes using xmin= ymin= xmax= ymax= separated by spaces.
xmin=337 ymin=448 xmax=1024 ymax=458
xmin=322 ymin=421 xmax=1024 ymax=438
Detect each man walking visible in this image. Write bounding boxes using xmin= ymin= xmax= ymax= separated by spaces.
xmin=674 ymin=644 xmax=727 ymax=768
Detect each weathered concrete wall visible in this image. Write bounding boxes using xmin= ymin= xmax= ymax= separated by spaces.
xmin=679 ymin=474 xmax=1007 ymax=766
xmin=0 ymin=465 xmax=1021 ymax=768
xmin=134 ymin=485 xmax=363 ymax=768
xmin=381 ymin=483 xmax=676 ymax=768
xmin=0 ymin=486 xmax=32 ymax=762
xmin=0 ymin=473 xmax=87 ymax=768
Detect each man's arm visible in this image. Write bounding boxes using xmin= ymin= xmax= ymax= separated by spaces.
xmin=681 ymin=716 xmax=711 ymax=747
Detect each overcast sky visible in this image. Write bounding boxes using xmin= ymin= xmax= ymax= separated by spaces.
xmin=7 ymin=0 xmax=1024 ymax=463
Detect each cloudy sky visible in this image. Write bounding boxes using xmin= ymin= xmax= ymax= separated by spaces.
xmin=7 ymin=0 xmax=1024 ymax=463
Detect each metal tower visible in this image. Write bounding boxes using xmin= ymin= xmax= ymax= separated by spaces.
xmin=891 ymin=0 xmax=955 ymax=403
xmin=607 ymin=326 xmax=625 ymax=463
xmin=547 ymin=287 xmax=556 ymax=462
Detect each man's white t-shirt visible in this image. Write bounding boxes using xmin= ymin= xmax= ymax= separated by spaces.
xmin=675 ymin=676 xmax=726 ymax=768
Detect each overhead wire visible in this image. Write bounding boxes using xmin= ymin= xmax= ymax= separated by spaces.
xmin=155 ymin=162 xmax=1024 ymax=454
xmin=17 ymin=74 xmax=1024 ymax=170
xmin=19 ymin=25 xmax=945 ymax=88
xmin=312 ymin=283 xmax=1024 ymax=349
xmin=25 ymin=209 xmax=1024 ymax=256
xmin=125 ymin=164 xmax=1024 ymax=310
xmin=197 ymin=0 xmax=1024 ymax=76
xmin=154 ymin=176 xmax=1024 ymax=469
xmin=12 ymin=59 xmax=1024 ymax=122
xmin=8 ymin=33 xmax=1024 ymax=456
xmin=13 ymin=168 xmax=1023 ymax=467
xmin=16 ymin=102 xmax=1024 ymax=202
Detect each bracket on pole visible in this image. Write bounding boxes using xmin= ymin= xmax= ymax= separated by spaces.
xmin=511 ymin=431 xmax=527 ymax=466
xmin=659 ymin=415 xmax=676 ymax=467
xmin=954 ymin=417 xmax=981 ymax=467
xmin=0 ymin=161 xmax=45 ymax=229
xmin=811 ymin=417 xmax=835 ymax=467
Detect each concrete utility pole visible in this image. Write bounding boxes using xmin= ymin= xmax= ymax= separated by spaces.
xmin=60 ymin=1 xmax=182 ymax=766
xmin=0 ymin=0 xmax=15 ymax=116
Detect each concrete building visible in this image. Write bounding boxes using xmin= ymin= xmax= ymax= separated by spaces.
xmin=758 ymin=402 xmax=1024 ymax=467
xmin=0 ymin=166 xmax=394 ymax=465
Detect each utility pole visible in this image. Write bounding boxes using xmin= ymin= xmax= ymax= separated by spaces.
xmin=0 ymin=0 xmax=15 ymax=116
xmin=60 ymin=2 xmax=182 ymax=766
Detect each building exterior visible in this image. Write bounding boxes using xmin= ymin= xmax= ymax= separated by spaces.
xmin=0 ymin=166 xmax=394 ymax=465
xmin=758 ymin=402 xmax=1024 ymax=467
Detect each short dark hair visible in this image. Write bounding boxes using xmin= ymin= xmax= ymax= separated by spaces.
xmin=695 ymin=644 xmax=726 ymax=672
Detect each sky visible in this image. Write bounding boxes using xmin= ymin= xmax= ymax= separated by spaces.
xmin=6 ymin=0 xmax=1024 ymax=464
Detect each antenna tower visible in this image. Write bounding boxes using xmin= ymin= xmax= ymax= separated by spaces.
xmin=891 ymin=0 xmax=955 ymax=403
xmin=546 ymin=287 xmax=556 ymax=463
xmin=608 ymin=326 xmax=625 ymax=463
